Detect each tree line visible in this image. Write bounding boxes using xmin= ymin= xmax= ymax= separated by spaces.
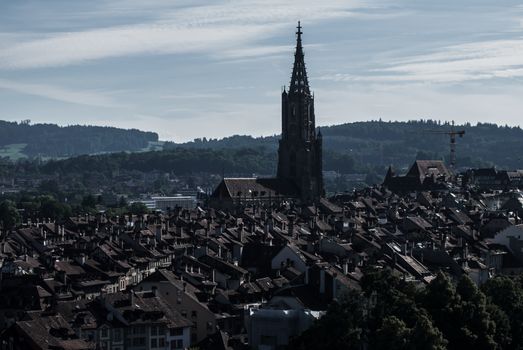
xmin=290 ymin=268 xmax=523 ymax=350
xmin=0 ymin=120 xmax=157 ymax=157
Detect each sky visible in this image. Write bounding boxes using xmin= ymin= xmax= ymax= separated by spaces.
xmin=1 ymin=0 xmax=523 ymax=142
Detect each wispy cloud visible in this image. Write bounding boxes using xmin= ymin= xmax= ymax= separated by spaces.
xmin=320 ymin=38 xmax=523 ymax=84
xmin=0 ymin=0 xmax=377 ymax=69
xmin=159 ymin=93 xmax=224 ymax=100
xmin=0 ymin=79 xmax=121 ymax=107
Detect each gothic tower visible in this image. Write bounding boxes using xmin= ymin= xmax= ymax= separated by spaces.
xmin=277 ymin=22 xmax=324 ymax=202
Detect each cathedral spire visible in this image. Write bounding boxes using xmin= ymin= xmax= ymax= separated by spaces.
xmin=290 ymin=21 xmax=310 ymax=95
xmin=278 ymin=22 xmax=323 ymax=202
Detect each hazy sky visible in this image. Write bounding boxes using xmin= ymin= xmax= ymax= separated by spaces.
xmin=1 ymin=0 xmax=523 ymax=142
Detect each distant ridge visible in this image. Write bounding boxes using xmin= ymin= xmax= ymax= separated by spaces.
xmin=2 ymin=119 xmax=523 ymax=174
xmin=0 ymin=120 xmax=159 ymax=159
xmin=173 ymin=120 xmax=523 ymax=171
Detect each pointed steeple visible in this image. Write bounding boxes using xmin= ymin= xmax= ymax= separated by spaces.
xmin=290 ymin=21 xmax=310 ymax=95
xmin=278 ymin=22 xmax=323 ymax=203
xmin=385 ymin=165 xmax=395 ymax=181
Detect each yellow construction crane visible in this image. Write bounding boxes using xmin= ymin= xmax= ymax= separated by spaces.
xmin=422 ymin=121 xmax=465 ymax=170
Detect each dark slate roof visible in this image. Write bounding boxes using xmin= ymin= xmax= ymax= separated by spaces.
xmin=407 ymin=160 xmax=451 ymax=180
xmin=195 ymin=330 xmax=232 ymax=350
xmin=15 ymin=314 xmax=95 ymax=350
xmin=240 ymin=243 xmax=282 ymax=270
xmin=211 ymin=178 xmax=300 ymax=199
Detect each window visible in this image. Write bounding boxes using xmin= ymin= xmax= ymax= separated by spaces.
xmin=151 ymin=338 xmax=157 ymax=348
xmin=181 ymin=310 xmax=187 ymax=318
xmin=176 ymin=339 xmax=184 ymax=349
xmin=113 ymin=328 xmax=122 ymax=342
xmin=207 ymin=322 xmax=214 ymax=333
xmin=132 ymin=337 xmax=145 ymax=346
xmin=151 ymin=325 xmax=158 ymax=336
xmin=159 ymin=338 xmax=165 ymax=347
xmin=260 ymin=335 xmax=277 ymax=346
xmin=100 ymin=328 xmax=108 ymax=338
xmin=170 ymin=328 xmax=183 ymax=336
xmin=191 ymin=310 xmax=197 ymax=318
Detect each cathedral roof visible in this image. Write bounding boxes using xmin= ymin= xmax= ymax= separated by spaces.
xmin=211 ymin=178 xmax=300 ymax=199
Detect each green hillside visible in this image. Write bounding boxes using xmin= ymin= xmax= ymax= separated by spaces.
xmin=0 ymin=120 xmax=159 ymax=159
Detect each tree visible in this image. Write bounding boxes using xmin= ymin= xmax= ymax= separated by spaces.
xmin=288 ymin=290 xmax=367 ymax=350
xmin=81 ymin=194 xmax=97 ymax=209
xmin=40 ymin=196 xmax=72 ymax=220
xmin=454 ymin=275 xmax=497 ymax=350
xmin=373 ymin=316 xmax=409 ymax=350
xmin=0 ymin=200 xmax=20 ymax=230
xmin=409 ymin=313 xmax=447 ymax=350
xmin=129 ymin=202 xmax=149 ymax=216
xmin=482 ymin=276 xmax=523 ymax=347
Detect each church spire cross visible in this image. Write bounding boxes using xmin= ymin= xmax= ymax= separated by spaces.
xmin=296 ymin=21 xmax=303 ymax=41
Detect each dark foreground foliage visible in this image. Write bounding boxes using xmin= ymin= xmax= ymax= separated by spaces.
xmin=289 ymin=269 xmax=523 ymax=350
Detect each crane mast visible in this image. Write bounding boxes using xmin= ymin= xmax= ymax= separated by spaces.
xmin=422 ymin=121 xmax=465 ymax=170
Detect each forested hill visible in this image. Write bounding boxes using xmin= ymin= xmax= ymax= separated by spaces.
xmin=0 ymin=120 xmax=159 ymax=159
xmin=3 ymin=119 xmax=523 ymax=175
xmin=173 ymin=120 xmax=523 ymax=171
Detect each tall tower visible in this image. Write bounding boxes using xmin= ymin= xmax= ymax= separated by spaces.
xmin=277 ymin=22 xmax=324 ymax=202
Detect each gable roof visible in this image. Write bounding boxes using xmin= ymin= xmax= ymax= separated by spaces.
xmin=407 ymin=160 xmax=451 ymax=180
xmin=211 ymin=178 xmax=300 ymax=199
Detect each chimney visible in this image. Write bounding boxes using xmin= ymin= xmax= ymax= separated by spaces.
xmin=288 ymin=215 xmax=295 ymax=237
xmin=155 ymin=225 xmax=162 ymax=243
xmin=440 ymin=233 xmax=447 ymax=251
xmin=319 ymin=268 xmax=326 ymax=294
xmin=304 ymin=268 xmax=309 ymax=284
xmin=342 ymin=261 xmax=349 ymax=275
xmin=237 ymin=223 xmax=244 ymax=242
xmin=462 ymin=242 xmax=468 ymax=260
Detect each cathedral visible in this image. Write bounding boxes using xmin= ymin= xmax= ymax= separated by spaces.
xmin=210 ymin=23 xmax=324 ymax=208
xmin=277 ymin=22 xmax=324 ymax=202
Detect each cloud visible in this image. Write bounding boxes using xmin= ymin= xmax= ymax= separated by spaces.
xmin=320 ymin=38 xmax=523 ymax=84
xmin=159 ymin=93 xmax=224 ymax=100
xmin=0 ymin=79 xmax=121 ymax=107
xmin=313 ymin=85 xmax=523 ymax=129
xmin=0 ymin=0 xmax=376 ymax=69
xmin=217 ymin=45 xmax=292 ymax=60
xmin=0 ymin=24 xmax=280 ymax=69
